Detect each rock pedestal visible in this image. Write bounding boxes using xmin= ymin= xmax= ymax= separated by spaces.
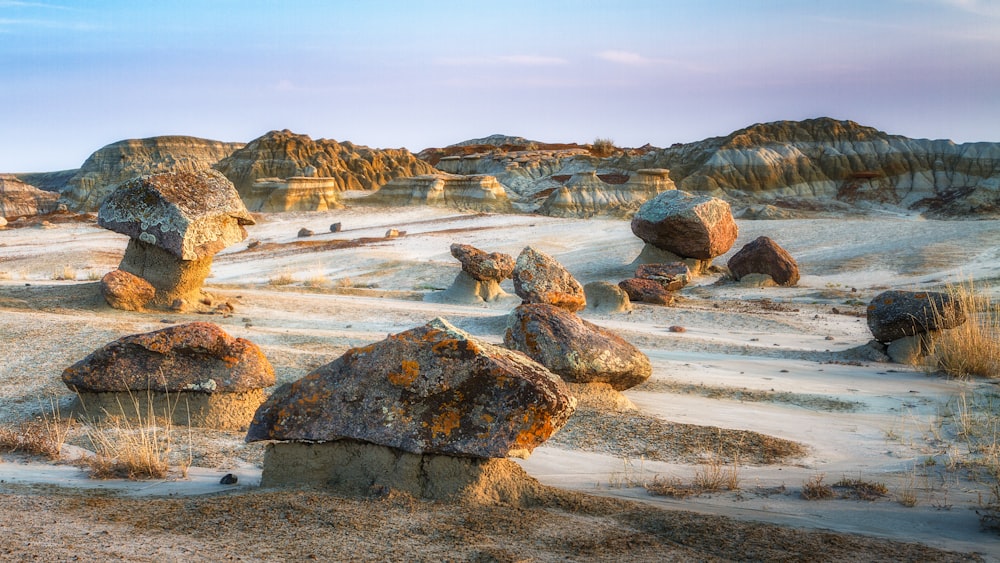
xmin=630 ymin=189 xmax=738 ymax=265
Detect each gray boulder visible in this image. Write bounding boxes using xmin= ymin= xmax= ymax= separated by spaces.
xmin=630 ymin=190 xmax=738 ymax=259
xmin=867 ymin=290 xmax=965 ymax=343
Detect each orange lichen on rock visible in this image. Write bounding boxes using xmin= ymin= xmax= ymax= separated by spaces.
xmin=430 ymin=409 xmax=462 ymax=439
xmin=388 ymin=360 xmax=420 ymax=386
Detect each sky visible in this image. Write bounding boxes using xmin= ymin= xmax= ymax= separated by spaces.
xmin=1 ymin=0 xmax=999 ymax=172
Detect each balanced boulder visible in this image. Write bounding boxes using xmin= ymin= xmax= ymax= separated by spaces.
xmin=62 ymin=322 xmax=275 ymax=430
xmin=631 ymin=190 xmax=738 ymax=260
xmin=512 ymin=246 xmax=586 ymax=312
xmin=867 ymin=290 xmax=965 ymax=344
xmin=635 ymin=262 xmax=690 ymax=291
xmin=432 ymin=243 xmax=515 ymax=304
xmin=504 ymin=303 xmax=651 ymax=390
xmin=97 ymin=170 xmax=254 ymax=311
xmin=728 ymin=236 xmax=800 ymax=286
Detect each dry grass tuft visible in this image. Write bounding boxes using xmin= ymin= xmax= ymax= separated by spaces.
xmin=833 ymin=477 xmax=889 ymax=501
xmin=79 ymin=390 xmax=177 ymax=480
xmin=0 ymin=400 xmax=72 ymax=460
xmin=591 ymin=137 xmax=616 ymax=158
xmin=50 ymin=266 xmax=78 ymax=281
xmin=801 ymin=474 xmax=835 ymax=500
xmin=925 ymin=280 xmax=1000 ymax=379
xmin=268 ymin=271 xmax=296 ymax=286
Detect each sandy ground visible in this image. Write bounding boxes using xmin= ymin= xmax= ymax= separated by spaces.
xmin=2 ymin=205 xmax=1000 ymax=560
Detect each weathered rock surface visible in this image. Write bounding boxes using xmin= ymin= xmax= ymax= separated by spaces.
xmin=450 ymin=243 xmax=515 ymax=282
xmin=62 ymin=322 xmax=275 ymax=393
xmin=246 ymin=318 xmax=576 ymax=459
xmin=504 ymin=303 xmax=652 ymax=390
xmin=867 ymin=290 xmax=966 ymax=343
xmin=0 ymin=175 xmax=59 ymax=218
xmin=512 ymin=247 xmax=586 ymax=312
xmin=618 ymin=278 xmax=675 ymax=306
xmin=584 ymin=281 xmax=632 ymax=313
xmin=428 ymin=271 xmax=509 ymax=304
xmin=243 ymin=177 xmax=345 ymax=212
xmin=631 ymin=190 xmax=738 ymax=259
xmin=61 ymin=136 xmax=243 ymax=211
xmin=365 ymin=173 xmax=512 ymax=212
xmin=213 ymin=129 xmax=436 ymax=199
xmin=728 ymin=236 xmax=800 ymax=286
xmin=99 ymin=269 xmax=156 ymax=311
xmin=635 ymin=263 xmax=690 ymax=291
xmin=537 ymin=169 xmax=675 ymax=218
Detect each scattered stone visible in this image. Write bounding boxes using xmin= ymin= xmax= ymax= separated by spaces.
xmin=247 ymin=318 xmax=576 ymax=459
xmin=62 ymin=322 xmax=274 ymax=430
xmin=635 ymin=262 xmax=689 ymax=291
xmin=511 ymin=246 xmax=586 ymax=312
xmin=0 ymin=217 xmax=6 ymax=228
xmin=728 ymin=236 xmax=800 ymax=286
xmin=297 ymin=227 xmax=314 ymax=237
xmin=330 ymin=222 xmax=342 ymax=233
xmin=668 ymin=326 xmax=686 ymax=333
xmin=449 ymin=243 xmax=515 ymax=282
xmin=220 ymin=473 xmax=238 ymax=485
xmin=504 ymin=303 xmax=652 ymax=390
xmin=99 ymin=269 xmax=156 ymax=312
xmin=630 ymin=189 xmax=738 ymax=259
xmin=618 ymin=278 xmax=675 ymax=306
xmin=385 ymin=228 xmax=401 ymax=238
xmin=247 ymin=239 xmax=261 ymax=249
xmin=866 ymin=290 xmax=965 ymax=343
xmin=584 ymin=281 xmax=632 ymax=313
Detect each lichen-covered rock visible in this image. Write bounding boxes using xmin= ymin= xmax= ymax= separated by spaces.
xmin=246 ymin=318 xmax=576 ymax=459
xmin=584 ymin=281 xmax=632 ymax=313
xmin=635 ymin=262 xmax=690 ymax=291
xmin=450 ymin=243 xmax=515 ymax=282
xmin=867 ymin=290 xmax=965 ymax=343
xmin=100 ymin=269 xmax=156 ymax=311
xmin=504 ymin=303 xmax=651 ymax=390
xmin=618 ymin=278 xmax=675 ymax=306
xmin=98 ymin=170 xmax=254 ymax=261
xmin=512 ymin=247 xmax=586 ymax=312
xmin=62 ymin=322 xmax=275 ymax=394
xmin=630 ymin=190 xmax=738 ymax=259
xmin=728 ymin=236 xmax=800 ymax=286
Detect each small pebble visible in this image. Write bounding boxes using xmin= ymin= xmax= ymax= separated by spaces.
xmin=220 ymin=473 xmax=238 ymax=485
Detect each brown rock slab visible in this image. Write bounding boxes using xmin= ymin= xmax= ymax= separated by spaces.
xmin=618 ymin=278 xmax=675 ymax=306
xmin=504 ymin=303 xmax=651 ymax=391
xmin=246 ymin=318 xmax=576 ymax=459
xmin=630 ymin=190 xmax=738 ymax=259
xmin=867 ymin=290 xmax=965 ymax=343
xmin=728 ymin=236 xmax=800 ymax=286
xmin=635 ymin=262 xmax=689 ymax=291
xmin=62 ymin=322 xmax=275 ymax=394
xmin=512 ymin=246 xmax=586 ymax=312
xmin=450 ymin=243 xmax=515 ymax=282
xmin=100 ymin=269 xmax=156 ymax=311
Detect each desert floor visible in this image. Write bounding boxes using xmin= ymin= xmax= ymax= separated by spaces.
xmin=1 ymin=204 xmax=999 ymax=561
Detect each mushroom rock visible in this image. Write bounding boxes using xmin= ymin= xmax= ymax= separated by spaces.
xmin=62 ymin=322 xmax=274 ymax=431
xmin=450 ymin=243 xmax=515 ymax=282
xmin=504 ymin=303 xmax=652 ymax=391
xmin=97 ymin=170 xmax=254 ymax=311
xmin=630 ymin=189 xmax=738 ymax=260
xmin=728 ymin=236 xmax=800 ymax=286
xmin=511 ymin=246 xmax=586 ymax=312
xmin=867 ymin=290 xmax=965 ymax=343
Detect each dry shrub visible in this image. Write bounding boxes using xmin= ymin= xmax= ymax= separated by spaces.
xmin=693 ymin=454 xmax=740 ymax=492
xmin=268 ymin=272 xmax=296 ymax=286
xmin=925 ymin=280 xmax=1000 ymax=379
xmin=0 ymin=401 xmax=72 ymax=460
xmin=833 ymin=478 xmax=889 ymax=501
xmin=801 ymin=474 xmax=835 ymax=500
xmin=80 ymin=392 xmax=175 ymax=480
xmin=591 ymin=138 xmax=616 ymax=158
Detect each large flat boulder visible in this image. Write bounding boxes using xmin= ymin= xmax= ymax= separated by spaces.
xmin=867 ymin=290 xmax=965 ymax=343
xmin=246 ymin=318 xmax=576 ymax=459
xmin=630 ymin=190 xmax=738 ymax=259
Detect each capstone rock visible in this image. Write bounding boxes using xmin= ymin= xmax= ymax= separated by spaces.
xmin=867 ymin=290 xmax=965 ymax=343
xmin=618 ymin=278 xmax=675 ymax=306
xmin=450 ymin=243 xmax=515 ymax=282
xmin=630 ymin=189 xmax=738 ymax=259
xmin=727 ymin=236 xmax=800 ymax=286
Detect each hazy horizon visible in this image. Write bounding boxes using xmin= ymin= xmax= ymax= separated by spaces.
xmin=2 ymin=0 xmax=999 ymax=172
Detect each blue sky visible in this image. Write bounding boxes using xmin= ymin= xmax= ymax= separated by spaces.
xmin=2 ymin=0 xmax=999 ymax=171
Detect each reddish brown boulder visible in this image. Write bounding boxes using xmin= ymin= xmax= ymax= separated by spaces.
xmin=618 ymin=278 xmax=675 ymax=306
xmin=246 ymin=318 xmax=576 ymax=459
xmin=504 ymin=304 xmax=651 ymax=390
xmin=635 ymin=262 xmax=690 ymax=291
xmin=450 ymin=243 xmax=515 ymax=282
xmin=727 ymin=236 xmax=800 ymax=286
xmin=867 ymin=290 xmax=965 ymax=343
xmin=100 ymin=269 xmax=156 ymax=311
xmin=512 ymin=246 xmax=586 ymax=312
xmin=62 ymin=322 xmax=274 ymax=394
xmin=630 ymin=190 xmax=738 ymax=259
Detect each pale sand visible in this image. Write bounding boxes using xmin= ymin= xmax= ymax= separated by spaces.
xmin=1 ymin=206 xmax=999 ymax=560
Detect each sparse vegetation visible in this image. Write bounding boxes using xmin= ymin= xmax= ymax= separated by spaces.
xmin=303 ymin=273 xmax=332 ymax=288
xmin=0 ymin=400 xmax=71 ymax=460
xmin=590 ymin=137 xmax=616 ymax=157
xmin=833 ymin=477 xmax=889 ymax=501
xmin=268 ymin=271 xmax=296 ymax=286
xmin=50 ymin=266 xmax=77 ymax=281
xmin=924 ymin=280 xmax=1000 ymax=379
xmin=801 ymin=474 xmax=835 ymax=500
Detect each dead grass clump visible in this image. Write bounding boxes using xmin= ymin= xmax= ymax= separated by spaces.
xmin=50 ymin=266 xmax=78 ymax=281
xmin=925 ymin=280 xmax=1000 ymax=379
xmin=0 ymin=420 xmax=67 ymax=460
xmin=268 ymin=271 xmax=296 ymax=286
xmin=303 ymin=273 xmax=332 ymax=288
xmin=590 ymin=138 xmax=616 ymax=158
xmin=801 ymin=474 xmax=835 ymax=500
xmin=832 ymin=477 xmax=889 ymax=501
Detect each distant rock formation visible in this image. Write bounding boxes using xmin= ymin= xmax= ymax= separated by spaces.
xmin=632 ymin=117 xmax=1000 ymax=217
xmin=213 ymin=129 xmax=436 ymax=201
xmin=365 ymin=173 xmax=512 ymax=212
xmin=243 ymin=177 xmax=345 ymax=212
xmin=448 ymin=134 xmax=539 ymax=147
xmin=62 ymin=136 xmax=244 ymax=211
xmin=537 ymin=169 xmax=675 ymax=217
xmin=0 ymin=175 xmax=59 ymax=218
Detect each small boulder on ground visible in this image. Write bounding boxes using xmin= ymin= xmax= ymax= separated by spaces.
xmin=512 ymin=246 xmax=586 ymax=312
xmin=635 ymin=262 xmax=689 ymax=291
xmin=584 ymin=281 xmax=632 ymax=313
xmin=727 ymin=236 xmax=800 ymax=286
xmin=867 ymin=290 xmax=965 ymax=343
xmin=630 ymin=189 xmax=738 ymax=260
xmin=99 ymin=269 xmax=156 ymax=311
xmin=62 ymin=322 xmax=275 ymax=430
xmin=297 ymin=227 xmax=314 ymax=237
xmin=504 ymin=303 xmax=652 ymax=390
xmin=618 ymin=278 xmax=675 ymax=306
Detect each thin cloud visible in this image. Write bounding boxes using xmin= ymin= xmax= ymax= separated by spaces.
xmin=435 ymin=55 xmax=567 ymax=67
xmin=597 ymin=50 xmax=650 ymax=66
xmin=0 ymin=1 xmax=79 ymax=9
xmin=0 ymin=17 xmax=96 ymax=30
